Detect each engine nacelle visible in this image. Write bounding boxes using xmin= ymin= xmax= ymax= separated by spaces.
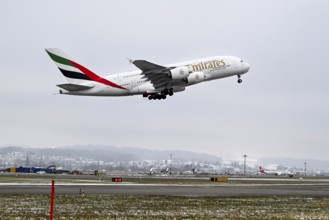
xmin=185 ymin=72 xmax=205 ymax=84
xmin=168 ymin=66 xmax=191 ymax=79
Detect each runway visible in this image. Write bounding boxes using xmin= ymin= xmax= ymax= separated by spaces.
xmin=1 ymin=173 xmax=329 ymax=197
xmin=1 ymin=182 xmax=329 ymax=197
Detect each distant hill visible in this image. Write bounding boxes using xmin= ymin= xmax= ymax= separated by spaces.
xmin=0 ymin=145 xmax=222 ymax=163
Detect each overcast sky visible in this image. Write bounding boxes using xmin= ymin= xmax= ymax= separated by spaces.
xmin=1 ymin=0 xmax=329 ymax=160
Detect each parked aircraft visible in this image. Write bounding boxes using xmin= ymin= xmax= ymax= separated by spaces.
xmin=259 ymin=166 xmax=294 ymax=177
xmin=148 ymin=167 xmax=170 ymax=176
xmin=45 ymin=48 xmax=250 ymax=100
xmin=259 ymin=166 xmax=279 ymax=176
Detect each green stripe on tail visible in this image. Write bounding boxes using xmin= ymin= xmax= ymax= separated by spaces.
xmin=46 ymin=50 xmax=74 ymax=67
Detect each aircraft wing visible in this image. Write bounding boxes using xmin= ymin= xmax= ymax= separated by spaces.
xmin=132 ymin=60 xmax=167 ymax=72
xmin=132 ymin=60 xmax=172 ymax=89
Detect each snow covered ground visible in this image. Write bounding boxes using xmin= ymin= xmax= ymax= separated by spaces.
xmin=0 ymin=195 xmax=328 ymax=219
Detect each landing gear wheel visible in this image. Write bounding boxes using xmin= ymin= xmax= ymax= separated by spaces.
xmin=168 ymin=88 xmax=174 ymax=96
xmin=148 ymin=93 xmax=167 ymax=100
xmin=237 ymin=75 xmax=242 ymax=83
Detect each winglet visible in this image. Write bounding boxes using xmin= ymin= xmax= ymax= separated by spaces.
xmin=126 ymin=57 xmax=134 ymax=64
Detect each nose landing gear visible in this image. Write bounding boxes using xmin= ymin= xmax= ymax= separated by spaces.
xmin=237 ymin=75 xmax=242 ymax=83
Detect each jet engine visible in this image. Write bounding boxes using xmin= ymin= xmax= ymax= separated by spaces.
xmin=185 ymin=72 xmax=205 ymax=84
xmin=168 ymin=66 xmax=191 ymax=79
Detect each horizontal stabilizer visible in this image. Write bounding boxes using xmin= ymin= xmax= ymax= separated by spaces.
xmin=56 ymin=83 xmax=93 ymax=92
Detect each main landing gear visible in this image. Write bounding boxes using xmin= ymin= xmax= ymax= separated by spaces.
xmin=237 ymin=75 xmax=242 ymax=83
xmin=143 ymin=88 xmax=174 ymax=100
xmin=148 ymin=94 xmax=166 ymax=100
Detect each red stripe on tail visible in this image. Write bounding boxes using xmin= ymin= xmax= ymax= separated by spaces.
xmin=69 ymin=60 xmax=127 ymax=90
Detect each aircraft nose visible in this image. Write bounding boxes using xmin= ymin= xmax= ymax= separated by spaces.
xmin=241 ymin=60 xmax=250 ymax=73
xmin=244 ymin=62 xmax=250 ymax=72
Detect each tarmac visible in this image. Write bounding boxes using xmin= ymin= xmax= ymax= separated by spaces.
xmin=1 ymin=175 xmax=329 ymax=197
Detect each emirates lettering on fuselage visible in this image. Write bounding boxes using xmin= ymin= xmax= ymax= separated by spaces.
xmin=189 ymin=60 xmax=225 ymax=72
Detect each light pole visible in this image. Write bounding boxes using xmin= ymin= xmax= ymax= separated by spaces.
xmin=304 ymin=162 xmax=307 ymax=176
xmin=169 ymin=154 xmax=173 ymax=175
xmin=243 ymin=154 xmax=247 ymax=175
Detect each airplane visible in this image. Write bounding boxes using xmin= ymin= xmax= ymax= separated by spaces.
xmin=259 ymin=166 xmax=294 ymax=177
xmin=45 ymin=48 xmax=250 ymax=100
xmin=148 ymin=167 xmax=170 ymax=176
xmin=259 ymin=166 xmax=279 ymax=176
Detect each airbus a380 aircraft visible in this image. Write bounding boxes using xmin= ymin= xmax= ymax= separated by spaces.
xmin=45 ymin=48 xmax=250 ymax=100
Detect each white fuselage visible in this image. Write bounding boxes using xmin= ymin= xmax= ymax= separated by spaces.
xmin=61 ymin=56 xmax=250 ymax=96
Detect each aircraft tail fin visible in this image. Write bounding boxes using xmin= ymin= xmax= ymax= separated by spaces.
xmin=45 ymin=48 xmax=94 ymax=84
xmin=46 ymin=48 xmax=128 ymax=90
xmin=259 ymin=166 xmax=266 ymax=174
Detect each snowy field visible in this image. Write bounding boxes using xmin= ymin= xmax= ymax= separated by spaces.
xmin=0 ymin=195 xmax=328 ymax=219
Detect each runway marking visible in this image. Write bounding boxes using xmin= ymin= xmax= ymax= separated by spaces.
xmin=1 ymin=182 xmax=329 ymax=187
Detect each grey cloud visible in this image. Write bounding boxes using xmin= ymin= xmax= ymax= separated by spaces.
xmin=1 ymin=0 xmax=329 ymax=160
